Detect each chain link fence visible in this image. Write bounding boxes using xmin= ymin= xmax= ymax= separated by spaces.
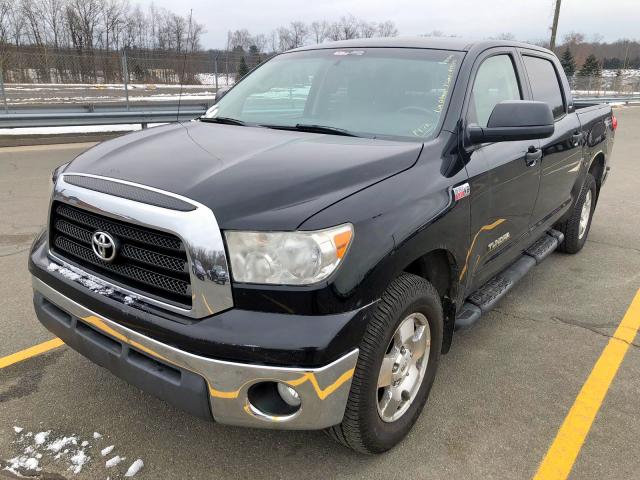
xmin=0 ymin=47 xmax=268 ymax=108
xmin=1 ymin=47 xmax=639 ymax=110
xmin=569 ymin=71 xmax=640 ymax=98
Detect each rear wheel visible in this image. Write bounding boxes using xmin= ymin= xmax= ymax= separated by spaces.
xmin=325 ymin=273 xmax=443 ymax=454
xmin=557 ymin=173 xmax=597 ymax=254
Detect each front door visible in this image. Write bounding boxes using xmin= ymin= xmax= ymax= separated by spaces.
xmin=462 ymin=50 xmax=541 ymax=291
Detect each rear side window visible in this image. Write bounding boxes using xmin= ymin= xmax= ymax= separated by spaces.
xmin=469 ymin=55 xmax=522 ymax=127
xmin=523 ymin=56 xmax=565 ymax=119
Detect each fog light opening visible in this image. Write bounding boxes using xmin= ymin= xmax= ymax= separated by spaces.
xmin=247 ymin=381 xmax=301 ymax=418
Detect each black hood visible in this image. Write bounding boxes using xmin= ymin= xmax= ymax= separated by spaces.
xmin=66 ymin=122 xmax=423 ymax=230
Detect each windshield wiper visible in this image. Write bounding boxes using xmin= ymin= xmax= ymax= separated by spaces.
xmin=199 ymin=116 xmax=246 ymax=126
xmin=294 ymin=124 xmax=359 ymax=137
xmin=262 ymin=123 xmax=359 ymax=137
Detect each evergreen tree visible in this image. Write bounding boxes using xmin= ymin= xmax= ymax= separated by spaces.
xmin=579 ymin=54 xmax=602 ymax=77
xmin=560 ymin=48 xmax=576 ymax=77
xmin=237 ymin=57 xmax=249 ymax=78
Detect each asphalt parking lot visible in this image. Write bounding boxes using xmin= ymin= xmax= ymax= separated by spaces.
xmin=1 ymin=107 xmax=638 ymax=479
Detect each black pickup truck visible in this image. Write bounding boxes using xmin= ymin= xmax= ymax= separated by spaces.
xmin=30 ymin=37 xmax=616 ymax=453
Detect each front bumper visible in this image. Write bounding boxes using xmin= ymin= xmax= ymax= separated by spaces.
xmin=32 ymin=277 xmax=359 ymax=430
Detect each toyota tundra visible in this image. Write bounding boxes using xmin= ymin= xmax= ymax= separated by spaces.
xmin=29 ymin=37 xmax=616 ymax=453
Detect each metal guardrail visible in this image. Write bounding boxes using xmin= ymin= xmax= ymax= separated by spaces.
xmin=0 ymin=96 xmax=637 ymax=130
xmin=573 ymin=96 xmax=640 ymax=104
xmin=0 ymin=103 xmax=209 ymax=128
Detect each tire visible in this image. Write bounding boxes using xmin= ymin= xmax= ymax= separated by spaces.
xmin=325 ymin=273 xmax=443 ymax=454
xmin=557 ymin=173 xmax=597 ymax=254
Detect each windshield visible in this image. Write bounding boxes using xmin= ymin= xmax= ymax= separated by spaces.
xmin=204 ymin=48 xmax=463 ymax=141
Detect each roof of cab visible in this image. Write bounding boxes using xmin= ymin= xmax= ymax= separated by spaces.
xmin=291 ymin=36 xmax=552 ymax=55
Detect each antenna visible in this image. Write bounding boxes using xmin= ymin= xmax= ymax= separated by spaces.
xmin=177 ymin=9 xmax=194 ymax=123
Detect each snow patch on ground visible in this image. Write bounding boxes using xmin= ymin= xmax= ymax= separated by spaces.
xmin=5 ymin=426 xmax=144 ymax=477
xmin=101 ymin=445 xmax=115 ymax=456
xmin=34 ymin=431 xmax=50 ymax=445
xmin=70 ymin=449 xmax=89 ymax=474
xmin=46 ymin=435 xmax=77 ymax=453
xmin=0 ymin=122 xmax=168 ymax=136
xmin=5 ymin=455 xmax=41 ymax=475
xmin=125 ymin=459 xmax=144 ymax=477
xmin=105 ymin=455 xmax=125 ymax=468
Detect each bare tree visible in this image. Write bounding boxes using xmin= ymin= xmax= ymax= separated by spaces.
xmin=251 ymin=32 xmax=267 ymax=52
xmin=337 ymin=15 xmax=359 ymax=40
xmin=493 ymin=32 xmax=515 ymax=40
xmin=377 ymin=20 xmax=398 ymax=37
xmin=268 ymin=29 xmax=278 ymax=52
xmin=187 ymin=20 xmax=205 ymax=52
xmin=20 ymin=0 xmax=47 ymax=47
xmin=326 ymin=22 xmax=341 ymax=41
xmin=358 ymin=20 xmax=377 ymax=39
xmin=228 ymin=28 xmax=252 ymax=51
xmin=276 ymin=26 xmax=292 ymax=51
xmin=41 ymin=0 xmax=67 ymax=48
xmin=65 ymin=0 xmax=103 ymax=51
xmin=8 ymin=3 xmax=25 ymax=47
xmin=288 ymin=21 xmax=308 ymax=48
xmin=0 ymin=0 xmax=11 ymax=43
xmin=310 ymin=20 xmax=328 ymax=44
xmin=563 ymin=32 xmax=585 ymax=46
xmin=102 ymin=0 xmax=127 ymax=51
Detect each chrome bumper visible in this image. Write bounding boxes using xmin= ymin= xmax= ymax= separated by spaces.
xmin=32 ymin=277 xmax=358 ymax=430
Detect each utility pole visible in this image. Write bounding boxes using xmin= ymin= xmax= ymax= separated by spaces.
xmin=0 ymin=65 xmax=8 ymax=113
xmin=549 ymin=0 xmax=562 ymax=51
xmin=121 ymin=48 xmax=130 ymax=111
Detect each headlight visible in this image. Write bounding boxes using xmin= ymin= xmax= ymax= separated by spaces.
xmin=225 ymin=224 xmax=353 ymax=285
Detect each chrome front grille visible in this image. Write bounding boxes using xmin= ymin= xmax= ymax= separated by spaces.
xmin=51 ymin=203 xmax=191 ymax=306
xmin=47 ymin=173 xmax=234 ymax=318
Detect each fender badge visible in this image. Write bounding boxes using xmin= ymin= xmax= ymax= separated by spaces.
xmin=488 ymin=232 xmax=511 ymax=251
xmin=453 ymin=183 xmax=470 ymax=201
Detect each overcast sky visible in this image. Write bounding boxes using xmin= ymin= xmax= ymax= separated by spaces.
xmin=138 ymin=0 xmax=638 ymax=48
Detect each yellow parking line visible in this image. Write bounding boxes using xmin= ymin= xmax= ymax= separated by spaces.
xmin=0 ymin=338 xmax=65 ymax=369
xmin=533 ymin=288 xmax=640 ymax=480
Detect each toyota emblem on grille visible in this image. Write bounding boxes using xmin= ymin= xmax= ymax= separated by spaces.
xmin=91 ymin=231 xmax=118 ymax=262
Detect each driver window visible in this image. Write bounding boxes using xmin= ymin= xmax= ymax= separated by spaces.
xmin=469 ymin=55 xmax=521 ymax=127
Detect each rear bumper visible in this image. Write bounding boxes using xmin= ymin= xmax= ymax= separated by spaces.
xmin=32 ymin=276 xmax=359 ymax=430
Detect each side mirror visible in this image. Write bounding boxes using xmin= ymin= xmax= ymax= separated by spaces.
xmin=468 ymin=100 xmax=554 ymax=143
xmin=215 ymin=86 xmax=231 ymax=103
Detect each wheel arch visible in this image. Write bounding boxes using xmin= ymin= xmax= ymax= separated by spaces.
xmin=588 ymin=151 xmax=606 ymax=199
xmin=401 ymin=248 xmax=459 ymax=354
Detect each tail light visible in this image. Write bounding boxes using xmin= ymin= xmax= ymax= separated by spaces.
xmin=612 ymin=113 xmax=618 ymax=131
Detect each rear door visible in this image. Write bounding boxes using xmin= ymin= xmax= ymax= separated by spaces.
xmin=520 ymin=52 xmax=583 ymax=227
xmin=462 ymin=48 xmax=541 ymax=291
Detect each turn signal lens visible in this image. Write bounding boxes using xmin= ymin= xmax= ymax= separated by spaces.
xmin=334 ymin=230 xmax=352 ymax=259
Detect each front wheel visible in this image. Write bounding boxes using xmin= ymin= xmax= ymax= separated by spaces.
xmin=326 ymin=273 xmax=443 ymax=454
xmin=557 ymin=173 xmax=597 ymax=254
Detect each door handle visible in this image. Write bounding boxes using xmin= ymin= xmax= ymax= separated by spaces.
xmin=525 ymin=146 xmax=542 ymax=167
